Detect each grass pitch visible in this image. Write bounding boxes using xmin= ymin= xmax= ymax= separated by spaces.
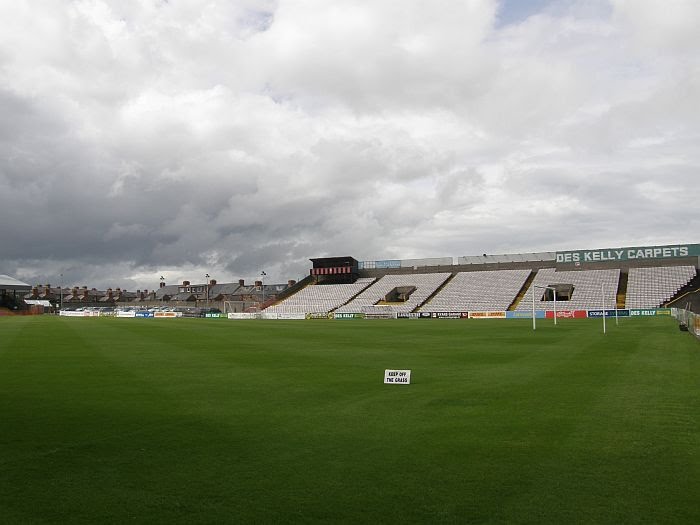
xmin=1 ymin=316 xmax=699 ymax=524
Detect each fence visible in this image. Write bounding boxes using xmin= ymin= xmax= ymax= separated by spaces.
xmin=672 ymin=308 xmax=700 ymax=339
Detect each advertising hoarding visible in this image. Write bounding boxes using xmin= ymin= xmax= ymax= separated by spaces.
xmin=556 ymin=244 xmax=699 ymax=264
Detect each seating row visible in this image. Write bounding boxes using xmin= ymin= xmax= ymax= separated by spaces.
xmin=515 ymin=268 xmax=620 ymax=311
xmin=420 ymin=269 xmax=531 ymax=312
xmin=265 ymin=278 xmax=375 ymax=314
xmin=335 ymin=273 xmax=451 ymax=313
xmin=626 ymin=266 xmax=696 ymax=308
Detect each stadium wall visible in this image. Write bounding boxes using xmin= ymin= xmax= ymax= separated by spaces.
xmin=358 ymin=243 xmax=699 ymax=281
xmin=359 ymin=260 xmax=555 ymax=279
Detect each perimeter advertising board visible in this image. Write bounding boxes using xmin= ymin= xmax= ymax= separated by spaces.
xmin=274 ymin=313 xmax=306 ymax=320
xmin=587 ymin=309 xmax=630 ymax=318
xmin=305 ymin=312 xmax=332 ymax=319
xmin=397 ymin=312 xmax=432 ymax=319
xmin=469 ymin=311 xmax=506 ymax=319
xmin=630 ymin=309 xmax=658 ymax=317
xmin=545 ymin=310 xmax=588 ymax=319
xmin=154 ymin=311 xmax=180 ymax=318
xmin=506 ymin=311 xmax=546 ymax=319
xmin=60 ymin=310 xmax=89 ymax=317
xmin=228 ymin=313 xmax=257 ymax=319
xmin=334 ymin=313 xmax=365 ymax=319
xmin=629 ymin=309 xmax=672 ymax=317
xmin=433 ymin=312 xmax=466 ymax=319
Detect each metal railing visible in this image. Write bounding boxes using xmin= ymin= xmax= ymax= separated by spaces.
xmin=672 ymin=308 xmax=700 ymax=339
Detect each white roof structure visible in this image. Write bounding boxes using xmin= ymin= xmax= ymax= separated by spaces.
xmin=25 ymin=299 xmax=52 ymax=307
xmin=0 ymin=275 xmax=31 ymax=290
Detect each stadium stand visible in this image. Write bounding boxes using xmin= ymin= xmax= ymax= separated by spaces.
xmin=336 ymin=273 xmax=451 ymax=313
xmin=1 ymin=274 xmax=32 ymax=312
xmin=264 ymin=278 xmax=376 ymax=314
xmin=625 ymin=266 xmax=697 ymax=309
xmin=515 ymin=268 xmax=620 ymax=311
xmin=32 ymin=243 xmax=698 ymax=315
xmin=420 ymin=269 xmax=531 ymax=312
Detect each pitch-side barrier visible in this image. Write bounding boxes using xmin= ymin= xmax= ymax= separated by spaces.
xmin=59 ymin=308 xmax=676 ymax=322
xmin=672 ymin=308 xmax=700 ymax=339
xmin=60 ymin=310 xmax=184 ymax=318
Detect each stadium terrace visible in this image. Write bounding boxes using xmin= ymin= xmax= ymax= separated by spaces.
xmin=4 ymin=243 xmax=697 ymax=327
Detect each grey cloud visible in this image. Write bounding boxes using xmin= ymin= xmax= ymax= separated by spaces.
xmin=1 ymin=0 xmax=698 ymax=290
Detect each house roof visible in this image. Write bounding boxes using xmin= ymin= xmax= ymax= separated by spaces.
xmin=170 ymin=292 xmax=197 ymax=301
xmin=151 ymin=281 xmax=290 ymax=300
xmin=154 ymin=285 xmax=180 ymax=299
xmin=209 ymin=283 xmax=241 ymax=296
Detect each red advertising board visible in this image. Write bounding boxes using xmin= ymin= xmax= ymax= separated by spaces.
xmin=545 ymin=310 xmax=587 ymax=319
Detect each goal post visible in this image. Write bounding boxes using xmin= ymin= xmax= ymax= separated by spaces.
xmin=362 ymin=305 xmax=397 ymax=319
xmin=532 ymin=285 xmax=557 ymax=330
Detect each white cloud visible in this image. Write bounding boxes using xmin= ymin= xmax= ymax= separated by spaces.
xmin=612 ymin=0 xmax=700 ymax=55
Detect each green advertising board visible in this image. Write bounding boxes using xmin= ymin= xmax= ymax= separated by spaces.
xmin=333 ymin=313 xmax=365 ymax=319
xmin=556 ymin=244 xmax=700 ymax=264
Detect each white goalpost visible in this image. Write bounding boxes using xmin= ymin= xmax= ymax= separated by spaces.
xmin=531 ymin=285 xmax=557 ymax=331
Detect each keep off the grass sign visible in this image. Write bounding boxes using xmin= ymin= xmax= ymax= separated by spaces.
xmin=384 ymin=369 xmax=411 ymax=384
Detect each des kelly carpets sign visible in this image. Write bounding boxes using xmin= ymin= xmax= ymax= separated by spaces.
xmin=556 ymin=244 xmax=699 ymax=264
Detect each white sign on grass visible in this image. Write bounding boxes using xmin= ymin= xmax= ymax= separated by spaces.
xmin=384 ymin=369 xmax=411 ymax=384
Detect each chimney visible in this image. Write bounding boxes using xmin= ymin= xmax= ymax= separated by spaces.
xmin=288 ymin=280 xmax=296 ymax=287
xmin=209 ymin=279 xmax=216 ymax=286
xmin=160 ymin=281 xmax=166 ymax=288
xmin=72 ymin=287 xmax=79 ymax=296
xmin=238 ymin=279 xmax=245 ymax=286
xmin=183 ymin=280 xmax=190 ymax=286
xmin=32 ymin=286 xmax=39 ymax=297
xmin=254 ymin=280 xmax=262 ymax=287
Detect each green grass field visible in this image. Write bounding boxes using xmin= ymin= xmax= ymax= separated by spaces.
xmin=1 ymin=316 xmax=699 ymax=524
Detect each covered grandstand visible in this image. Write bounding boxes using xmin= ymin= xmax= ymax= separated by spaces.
xmin=0 ymin=275 xmax=32 ymax=314
xmin=262 ymin=243 xmax=700 ymax=316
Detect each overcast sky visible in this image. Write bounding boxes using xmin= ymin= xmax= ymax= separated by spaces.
xmin=1 ymin=0 xmax=698 ymax=290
